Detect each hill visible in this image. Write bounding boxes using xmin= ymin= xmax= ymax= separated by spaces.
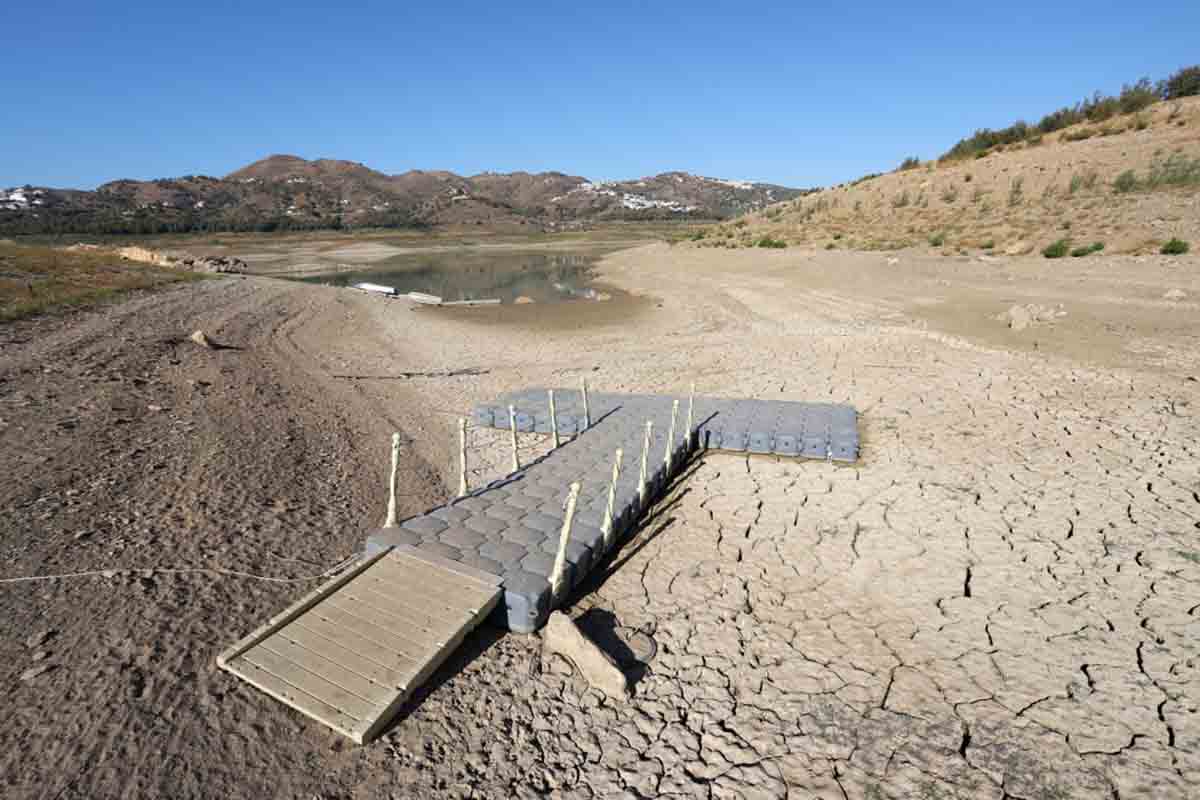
xmin=0 ymin=157 xmax=807 ymax=236
xmin=695 ymin=96 xmax=1200 ymax=255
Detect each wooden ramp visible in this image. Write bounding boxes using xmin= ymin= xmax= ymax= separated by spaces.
xmin=217 ymin=545 xmax=502 ymax=744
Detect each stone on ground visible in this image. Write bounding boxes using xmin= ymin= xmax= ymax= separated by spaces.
xmin=541 ymin=611 xmax=628 ymax=699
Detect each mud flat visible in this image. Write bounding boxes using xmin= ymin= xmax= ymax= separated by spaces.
xmin=1 ymin=243 xmax=1198 ymax=798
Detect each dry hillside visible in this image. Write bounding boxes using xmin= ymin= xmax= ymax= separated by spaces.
xmin=698 ymin=96 xmax=1200 ymax=255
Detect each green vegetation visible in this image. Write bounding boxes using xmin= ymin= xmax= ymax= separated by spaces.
xmin=1070 ymin=242 xmax=1105 ymax=257
xmin=1068 ymin=171 xmax=1099 ymax=194
xmin=981 ymin=240 xmax=995 ymax=250
xmin=929 ymin=232 xmax=945 ymax=247
xmin=1113 ymin=154 xmax=1200 ymax=194
xmin=1113 ymin=170 xmax=1139 ymax=193
xmin=898 ymin=156 xmax=921 ymax=171
xmin=1042 ymin=239 xmax=1071 ymax=259
xmin=1162 ymin=66 xmax=1200 ymax=100
xmin=1161 ymin=238 xmax=1190 ymax=255
xmin=940 ymin=65 xmax=1198 ymax=162
xmin=755 ymin=236 xmax=787 ymax=249
xmin=0 ymin=242 xmax=204 ymax=322
xmin=1008 ymin=177 xmax=1024 ymax=207
xmin=892 ymin=191 xmax=911 ymax=208
xmin=940 ymin=186 xmax=959 ymax=203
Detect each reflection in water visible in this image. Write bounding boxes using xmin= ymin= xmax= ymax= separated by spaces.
xmin=298 ymin=251 xmax=599 ymax=304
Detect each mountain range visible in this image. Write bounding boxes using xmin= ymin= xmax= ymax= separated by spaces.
xmin=0 ymin=155 xmax=808 ymax=236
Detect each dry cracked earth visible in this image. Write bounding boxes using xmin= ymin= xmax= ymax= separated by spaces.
xmin=2 ymin=242 xmax=1198 ymax=799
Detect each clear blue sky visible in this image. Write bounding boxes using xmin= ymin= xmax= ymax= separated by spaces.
xmin=3 ymin=1 xmax=1197 ymax=189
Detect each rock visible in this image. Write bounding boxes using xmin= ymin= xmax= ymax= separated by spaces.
xmin=1163 ymin=288 xmax=1187 ymax=301
xmin=514 ymin=296 xmax=535 ymax=305
xmin=189 ymin=330 xmax=215 ymax=349
xmin=25 ymin=629 xmax=55 ymax=649
xmin=1004 ymin=304 xmax=1032 ymax=331
xmin=20 ymin=663 xmax=55 ymax=682
xmin=541 ymin=611 xmax=629 ymax=699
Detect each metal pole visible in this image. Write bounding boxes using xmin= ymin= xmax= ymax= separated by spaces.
xmin=549 ymin=481 xmax=581 ymax=600
xmin=384 ymin=432 xmax=401 ymax=528
xmin=581 ymin=378 xmax=591 ymax=430
xmin=638 ymin=420 xmax=653 ymax=506
xmin=601 ymin=448 xmax=623 ymax=551
xmin=549 ymin=389 xmax=559 ymax=447
xmin=457 ymin=417 xmax=468 ymax=498
xmin=508 ymin=404 xmax=520 ymax=472
xmin=664 ymin=399 xmax=679 ymax=474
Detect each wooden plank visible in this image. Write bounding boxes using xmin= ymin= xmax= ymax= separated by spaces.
xmin=226 ymin=657 xmax=362 ymax=740
xmin=359 ymin=557 xmax=496 ymax=611
xmin=307 ymin=602 xmax=440 ymax=662
xmin=270 ymin=622 xmax=413 ymax=688
xmin=216 ymin=548 xmax=390 ymax=669
xmin=239 ymin=647 xmax=380 ymax=719
xmin=338 ymin=581 xmax=468 ymax=634
xmin=257 ymin=634 xmax=391 ymax=702
xmin=363 ymin=553 xmax=499 ymax=606
xmin=322 ymin=593 xmax=447 ymax=647
xmin=292 ymin=612 xmax=423 ymax=679
xmin=394 ymin=545 xmax=504 ymax=587
xmin=352 ymin=583 xmax=503 ymax=743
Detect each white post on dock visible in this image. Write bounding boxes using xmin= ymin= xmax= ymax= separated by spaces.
xmin=686 ymin=382 xmax=695 ymax=449
xmin=581 ymin=378 xmax=591 ymax=430
xmin=638 ymin=420 xmax=653 ymax=506
xmin=549 ymin=389 xmax=560 ymax=447
xmin=508 ymin=404 xmax=520 ymax=472
xmin=457 ymin=417 xmax=468 ymax=498
xmin=549 ymin=481 xmax=581 ymax=601
xmin=384 ymin=432 xmax=401 ymax=528
xmin=664 ymin=399 xmax=679 ymax=474
xmin=601 ymin=448 xmax=623 ymax=551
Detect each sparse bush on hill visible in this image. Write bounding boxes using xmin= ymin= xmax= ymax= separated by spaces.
xmin=898 ymin=157 xmax=921 ymax=171
xmin=929 ymin=232 xmax=945 ymax=246
xmin=755 ymin=236 xmax=787 ymax=249
xmin=1113 ymin=170 xmax=1139 ymax=193
xmin=1008 ymin=177 xmax=1024 ymax=206
xmin=939 ymin=66 xmax=1195 ymax=162
xmin=892 ymin=191 xmax=910 ymax=208
xmin=1161 ymin=238 xmax=1190 ymax=255
xmin=1071 ymin=242 xmax=1105 ymax=257
xmin=1043 ymin=239 xmax=1071 ymax=259
xmin=1161 ymin=66 xmax=1200 ymax=100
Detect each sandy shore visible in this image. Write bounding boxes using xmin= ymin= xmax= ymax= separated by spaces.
xmin=2 ymin=244 xmax=1198 ymax=798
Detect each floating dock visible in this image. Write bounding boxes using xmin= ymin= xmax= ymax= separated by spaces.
xmin=219 ymin=388 xmax=858 ymax=742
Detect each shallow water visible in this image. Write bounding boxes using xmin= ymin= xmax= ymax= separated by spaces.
xmin=296 ymin=249 xmax=609 ymax=304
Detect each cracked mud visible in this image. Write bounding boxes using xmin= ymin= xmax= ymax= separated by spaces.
xmin=2 ymin=243 xmax=1197 ymax=798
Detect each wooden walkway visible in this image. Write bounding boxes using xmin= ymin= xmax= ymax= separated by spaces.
xmin=217 ymin=546 xmax=503 ymax=744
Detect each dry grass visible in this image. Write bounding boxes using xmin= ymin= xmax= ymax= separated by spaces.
xmin=0 ymin=242 xmax=206 ymax=322
xmin=701 ymin=96 xmax=1200 ymax=255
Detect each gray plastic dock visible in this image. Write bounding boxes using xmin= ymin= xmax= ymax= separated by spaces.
xmin=368 ymin=389 xmax=858 ymax=633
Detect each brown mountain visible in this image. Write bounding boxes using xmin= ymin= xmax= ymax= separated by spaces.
xmin=0 ymin=155 xmax=808 ymax=236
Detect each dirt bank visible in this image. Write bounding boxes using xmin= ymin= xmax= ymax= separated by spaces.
xmin=2 ymin=244 xmax=1198 ymax=799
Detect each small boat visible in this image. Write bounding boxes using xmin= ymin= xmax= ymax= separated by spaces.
xmin=352 ymin=282 xmax=398 ymax=296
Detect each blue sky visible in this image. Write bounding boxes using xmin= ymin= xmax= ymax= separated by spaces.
xmin=2 ymin=1 xmax=1197 ymax=189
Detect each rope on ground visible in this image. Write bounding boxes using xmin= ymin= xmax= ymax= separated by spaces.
xmin=0 ymin=553 xmax=361 ymax=586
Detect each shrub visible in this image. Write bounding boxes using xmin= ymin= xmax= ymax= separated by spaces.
xmin=755 ymin=236 xmax=787 ymax=249
xmin=1118 ymin=78 xmax=1158 ymax=114
xmin=1160 ymin=66 xmax=1200 ymax=100
xmin=824 ymin=242 xmax=836 ymax=250
xmin=1063 ymin=127 xmax=1097 ymax=142
xmin=1161 ymin=238 xmax=1190 ymax=255
xmin=971 ymin=188 xmax=986 ymax=204
xmin=1027 ymin=134 xmax=1044 ymax=146
xmin=1008 ymin=177 xmax=1024 ymax=206
xmin=1071 ymin=242 xmax=1104 ymax=257
xmin=1132 ymin=114 xmax=1150 ymax=131
xmin=1144 ymin=153 xmax=1200 ymax=188
xmin=941 ymin=186 xmax=959 ymax=203
xmin=1043 ymin=239 xmax=1071 ymax=259
xmin=892 ymin=191 xmax=910 ymax=208
xmin=898 ymin=156 xmax=921 ymax=171
xmin=1113 ymin=170 xmax=1139 ymax=193
xmin=929 ymin=233 xmax=946 ymax=246
xmin=982 ymin=240 xmax=995 ymax=249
